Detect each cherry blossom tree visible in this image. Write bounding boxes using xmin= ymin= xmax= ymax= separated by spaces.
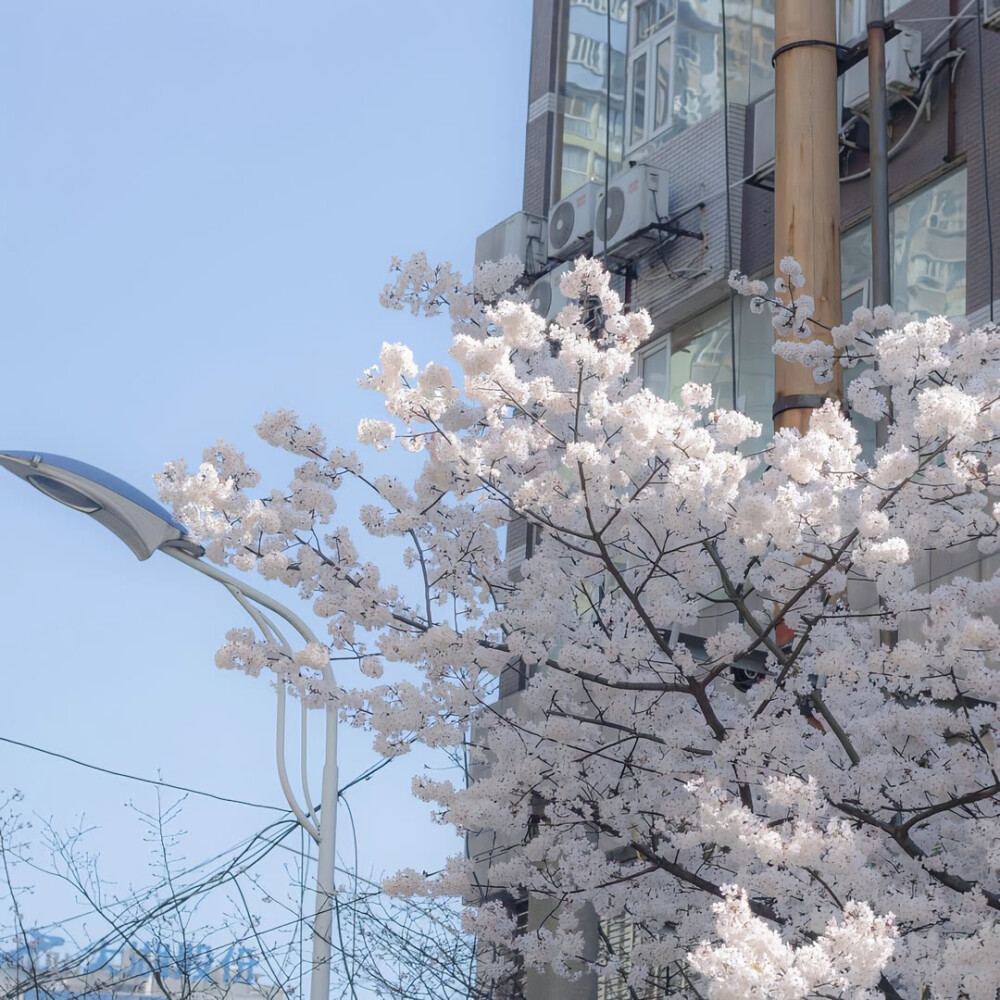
xmin=157 ymin=253 xmax=1000 ymax=1000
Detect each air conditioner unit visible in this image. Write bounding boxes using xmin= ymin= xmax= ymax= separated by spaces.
xmin=986 ymin=0 xmax=1000 ymax=29
xmin=547 ymin=182 xmax=600 ymax=260
xmin=525 ymin=262 xmax=573 ymax=322
xmin=843 ymin=28 xmax=922 ymax=113
xmin=474 ymin=212 xmax=547 ymax=277
xmin=751 ymin=92 xmax=775 ymax=178
xmin=593 ymin=164 xmax=666 ymax=257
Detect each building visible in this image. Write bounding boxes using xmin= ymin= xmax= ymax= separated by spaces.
xmin=0 ymin=932 xmax=287 ymax=1000
xmin=471 ymin=1 xmax=1000 ymax=996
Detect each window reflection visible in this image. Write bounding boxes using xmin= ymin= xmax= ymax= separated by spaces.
xmin=654 ymin=39 xmax=671 ymax=131
xmin=841 ymin=285 xmax=877 ymax=460
xmin=841 ymin=169 xmax=967 ymax=320
xmin=839 ymin=170 xmax=967 ymax=459
xmin=625 ymin=0 xmax=723 ymax=155
xmin=640 ymin=300 xmax=772 ymax=417
xmin=673 ymin=316 xmax=734 ymax=408
xmin=723 ymin=0 xmax=775 ymax=105
xmin=636 ymin=0 xmax=675 ymax=40
xmin=640 ymin=340 xmax=670 ymax=398
xmin=673 ymin=2 xmax=724 ymax=126
xmin=558 ymin=0 xmax=628 ymax=202
xmin=841 ymin=222 xmax=873 ymax=296
xmin=638 ymin=296 xmax=775 ymax=462
xmin=631 ymin=51 xmax=648 ymax=148
xmin=892 ymin=171 xmax=967 ymax=319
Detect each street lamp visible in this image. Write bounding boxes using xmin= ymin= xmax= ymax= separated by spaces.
xmin=0 ymin=450 xmax=338 ymax=1000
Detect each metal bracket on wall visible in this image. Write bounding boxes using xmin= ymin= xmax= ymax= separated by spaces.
xmin=651 ymin=222 xmax=704 ymax=241
xmin=835 ymin=21 xmax=901 ymax=75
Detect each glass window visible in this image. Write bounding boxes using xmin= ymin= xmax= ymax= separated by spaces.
xmin=841 ymin=168 xmax=967 ymax=321
xmin=561 ymin=145 xmax=592 ymax=193
xmin=735 ymin=290 xmax=776 ymax=453
xmin=839 ymin=170 xmax=967 ymax=459
xmin=636 ymin=0 xmax=675 ymax=41
xmin=891 ymin=169 xmax=966 ymax=320
xmin=630 ymin=51 xmax=648 ymax=148
xmin=841 ymin=283 xmax=877 ymax=460
xmin=557 ymin=0 xmax=628 ymax=201
xmin=841 ymin=220 xmax=873 ymax=295
xmin=671 ymin=313 xmax=734 ymax=408
xmin=640 ymin=337 xmax=670 ymax=398
xmin=654 ymin=38 xmax=672 ymax=132
xmin=625 ymin=0 xmax=723 ymax=155
xmin=637 ymin=298 xmax=775 ymax=458
xmin=723 ymin=0 xmax=775 ymax=105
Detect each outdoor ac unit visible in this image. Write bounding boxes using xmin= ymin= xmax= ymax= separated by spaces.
xmin=843 ymin=28 xmax=922 ymax=113
xmin=751 ymin=92 xmax=775 ymax=178
xmin=593 ymin=164 xmax=666 ymax=257
xmin=547 ymin=182 xmax=600 ymax=260
xmin=474 ymin=211 xmax=547 ymax=278
xmin=986 ymin=0 xmax=1000 ymax=30
xmin=526 ymin=262 xmax=573 ymax=322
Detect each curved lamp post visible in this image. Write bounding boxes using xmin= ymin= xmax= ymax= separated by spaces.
xmin=0 ymin=450 xmax=337 ymax=1000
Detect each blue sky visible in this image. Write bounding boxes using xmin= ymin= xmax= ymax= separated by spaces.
xmin=0 ymin=0 xmax=530 ymax=963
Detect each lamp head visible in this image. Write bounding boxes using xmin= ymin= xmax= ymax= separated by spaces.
xmin=0 ymin=451 xmax=204 ymax=561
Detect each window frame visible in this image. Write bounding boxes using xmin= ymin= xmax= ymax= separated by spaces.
xmin=635 ymin=331 xmax=672 ymax=399
xmin=625 ymin=0 xmax=677 ymax=154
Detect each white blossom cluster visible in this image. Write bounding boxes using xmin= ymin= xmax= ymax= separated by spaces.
xmin=159 ymin=255 xmax=1000 ymax=999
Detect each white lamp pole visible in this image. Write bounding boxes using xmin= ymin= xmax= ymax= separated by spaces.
xmin=0 ymin=450 xmax=337 ymax=1000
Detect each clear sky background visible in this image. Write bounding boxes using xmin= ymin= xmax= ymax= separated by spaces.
xmin=0 ymin=0 xmax=530 ymax=969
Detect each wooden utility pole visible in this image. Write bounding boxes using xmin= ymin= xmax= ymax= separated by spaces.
xmin=772 ymin=0 xmax=843 ymax=434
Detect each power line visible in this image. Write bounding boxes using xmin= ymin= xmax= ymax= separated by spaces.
xmin=0 ymin=734 xmax=288 ymax=812
xmin=2 ymin=749 xmax=408 ymax=948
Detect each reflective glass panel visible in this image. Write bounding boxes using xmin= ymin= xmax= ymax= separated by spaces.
xmin=723 ymin=0 xmax=775 ymax=104
xmin=670 ymin=306 xmax=734 ymax=410
xmin=641 ymin=339 xmax=670 ymax=398
xmin=841 ymin=169 xmax=967 ymax=321
xmin=891 ymin=169 xmax=966 ymax=320
xmin=638 ymin=299 xmax=774 ymax=459
xmin=630 ymin=52 xmax=648 ymax=148
xmin=637 ymin=0 xmax=675 ymax=41
xmin=672 ymin=0 xmax=723 ymax=128
xmin=735 ymin=289 xmax=775 ymax=455
xmin=654 ymin=38 xmax=672 ymax=131
xmin=557 ymin=0 xmax=627 ymax=201
xmin=841 ymin=222 xmax=873 ymax=295
xmin=840 ymin=286 xmax=877 ymax=460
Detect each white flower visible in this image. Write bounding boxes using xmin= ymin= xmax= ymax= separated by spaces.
xmin=357 ymin=418 xmax=396 ymax=450
xmin=779 ymin=255 xmax=804 ymax=277
xmin=873 ymin=304 xmax=896 ymax=329
xmin=473 ymin=255 xmax=524 ymax=300
xmin=165 ymin=252 xmax=1000 ymax=1000
xmin=727 ymin=269 xmax=769 ymax=297
xmin=858 ymin=510 xmax=890 ymax=538
xmin=712 ymin=410 xmax=762 ymax=447
xmin=848 ymin=375 xmax=888 ymax=420
xmin=914 ymin=385 xmax=980 ymax=440
xmin=681 ymin=382 xmax=715 ymax=409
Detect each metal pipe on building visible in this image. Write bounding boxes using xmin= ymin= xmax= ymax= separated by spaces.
xmin=867 ymin=0 xmax=898 ymax=650
xmin=868 ymin=0 xmax=892 ymax=395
